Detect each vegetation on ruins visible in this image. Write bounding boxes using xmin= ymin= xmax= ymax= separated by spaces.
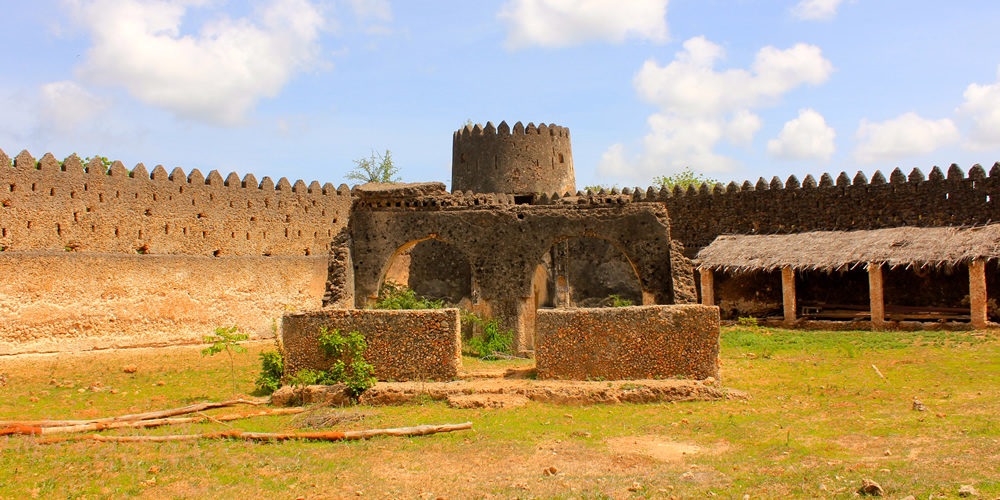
xmin=652 ymin=166 xmax=718 ymax=190
xmin=462 ymin=312 xmax=514 ymax=358
xmin=608 ymin=294 xmax=633 ymax=307
xmin=345 ymin=149 xmax=400 ymax=184
xmin=201 ymin=325 xmax=248 ymax=396
xmin=374 ymin=280 xmax=444 ymax=310
xmin=289 ymin=327 xmax=374 ymax=397
xmin=583 ymin=183 xmax=618 ymax=192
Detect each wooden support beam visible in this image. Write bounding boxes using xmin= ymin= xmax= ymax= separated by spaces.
xmin=970 ymin=259 xmax=988 ymax=330
xmin=869 ymin=263 xmax=885 ymax=329
xmin=781 ymin=267 xmax=796 ymax=324
xmin=700 ymin=268 xmax=715 ymax=306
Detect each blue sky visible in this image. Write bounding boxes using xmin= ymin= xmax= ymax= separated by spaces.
xmin=3 ymin=0 xmax=1000 ymax=190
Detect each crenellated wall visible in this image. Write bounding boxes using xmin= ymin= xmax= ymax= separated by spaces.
xmin=0 ymin=148 xmax=352 ymax=354
xmin=0 ymin=149 xmax=352 ymax=256
xmin=484 ymin=163 xmax=1000 ymax=257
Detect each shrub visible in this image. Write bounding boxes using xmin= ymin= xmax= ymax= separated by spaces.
xmin=463 ymin=313 xmax=514 ymax=358
xmin=254 ymin=350 xmax=284 ymax=395
xmin=608 ymin=294 xmax=633 ymax=307
xmin=316 ymin=327 xmax=375 ymax=397
xmin=374 ymin=280 xmax=444 ymax=310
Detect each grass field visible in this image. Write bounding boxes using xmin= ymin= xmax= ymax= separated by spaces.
xmin=1 ymin=326 xmax=998 ymax=500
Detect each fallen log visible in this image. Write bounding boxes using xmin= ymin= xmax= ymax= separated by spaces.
xmin=35 ymin=407 xmax=303 ymax=435
xmin=36 ymin=422 xmax=473 ymax=444
xmin=0 ymin=398 xmax=265 ymax=428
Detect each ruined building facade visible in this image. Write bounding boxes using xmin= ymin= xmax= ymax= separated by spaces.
xmin=1 ymin=121 xmax=998 ymax=354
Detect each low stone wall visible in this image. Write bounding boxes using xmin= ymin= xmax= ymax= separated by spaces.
xmin=0 ymin=252 xmax=327 ymax=355
xmin=281 ymin=308 xmax=462 ymax=381
xmin=536 ymin=305 xmax=720 ymax=380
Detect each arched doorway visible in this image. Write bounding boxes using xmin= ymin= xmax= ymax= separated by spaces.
xmin=535 ymin=237 xmax=643 ymax=309
xmin=382 ymin=238 xmax=474 ymax=309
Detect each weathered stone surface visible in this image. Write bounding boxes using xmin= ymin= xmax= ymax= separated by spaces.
xmin=347 ymin=201 xmax=683 ymax=351
xmin=353 ymin=182 xmax=447 ymax=198
xmin=535 ymin=305 xmax=720 ymax=381
xmin=0 ymin=253 xmax=326 ymax=355
xmin=282 ymin=308 xmax=462 ymax=381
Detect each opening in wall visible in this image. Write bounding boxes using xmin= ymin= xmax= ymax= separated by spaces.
xmin=514 ymin=194 xmax=534 ymax=205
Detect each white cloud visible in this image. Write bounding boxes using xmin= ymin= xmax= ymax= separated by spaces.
xmin=958 ymin=64 xmax=1000 ymax=151
xmin=65 ymin=0 xmax=327 ymax=126
xmin=39 ymin=81 xmax=112 ymax=133
xmin=600 ymin=36 xmax=833 ymax=182
xmin=634 ymin=37 xmax=833 ymax=116
xmin=791 ymin=0 xmax=847 ymax=21
xmin=854 ymin=112 xmax=960 ymax=163
xmin=498 ymin=0 xmax=669 ymax=49
xmin=345 ymin=0 xmax=392 ymax=21
xmin=767 ymin=108 xmax=836 ymax=161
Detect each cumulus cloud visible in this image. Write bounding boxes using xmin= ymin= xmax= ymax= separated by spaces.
xmin=854 ymin=112 xmax=960 ymax=163
xmin=958 ymin=64 xmax=1000 ymax=151
xmin=345 ymin=0 xmax=392 ymax=21
xmin=498 ymin=0 xmax=669 ymax=49
xmin=791 ymin=0 xmax=848 ymax=21
xmin=64 ymin=0 xmax=327 ymax=126
xmin=39 ymin=80 xmax=112 ymax=133
xmin=767 ymin=108 xmax=836 ymax=161
xmin=598 ymin=36 xmax=833 ymax=182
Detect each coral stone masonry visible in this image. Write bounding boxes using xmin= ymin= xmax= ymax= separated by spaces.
xmin=535 ymin=305 xmax=721 ymax=381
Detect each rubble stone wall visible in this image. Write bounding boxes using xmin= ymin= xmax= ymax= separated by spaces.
xmin=281 ymin=308 xmax=462 ymax=381
xmin=535 ymin=305 xmax=720 ymax=380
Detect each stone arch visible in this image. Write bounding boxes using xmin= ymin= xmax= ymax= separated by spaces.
xmin=534 ymin=235 xmax=643 ymax=308
xmin=376 ymin=236 xmax=475 ymax=307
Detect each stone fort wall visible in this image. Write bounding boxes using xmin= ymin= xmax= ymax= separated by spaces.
xmin=535 ymin=164 xmax=1000 ymax=257
xmin=0 ymin=148 xmax=352 ymax=354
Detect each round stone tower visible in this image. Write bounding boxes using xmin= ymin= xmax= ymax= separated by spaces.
xmin=452 ymin=121 xmax=575 ymax=195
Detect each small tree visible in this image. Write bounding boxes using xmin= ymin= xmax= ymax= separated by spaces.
xmin=346 ymin=149 xmax=400 ymax=184
xmin=652 ymin=167 xmax=718 ymax=191
xmin=202 ymin=325 xmax=249 ymax=396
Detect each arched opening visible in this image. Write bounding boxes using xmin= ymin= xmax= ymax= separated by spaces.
xmin=535 ymin=237 xmax=643 ymax=309
xmin=381 ymin=237 xmax=474 ymax=309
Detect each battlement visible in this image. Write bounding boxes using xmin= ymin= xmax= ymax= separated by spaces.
xmin=0 ymin=148 xmax=352 ymax=256
xmin=653 ymin=164 xmax=1000 ymax=254
xmin=454 ymin=121 xmax=570 ymax=139
xmin=452 ymin=121 xmax=575 ymax=195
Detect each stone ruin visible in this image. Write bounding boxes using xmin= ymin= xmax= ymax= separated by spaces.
xmin=2 ymin=119 xmax=997 ymax=380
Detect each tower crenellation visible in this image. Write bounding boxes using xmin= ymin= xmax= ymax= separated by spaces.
xmin=451 ymin=120 xmax=575 ymax=195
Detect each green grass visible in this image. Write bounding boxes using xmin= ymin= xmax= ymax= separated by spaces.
xmin=1 ymin=327 xmax=998 ymax=499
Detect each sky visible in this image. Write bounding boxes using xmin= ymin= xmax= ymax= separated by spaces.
xmin=3 ymin=0 xmax=1000 ymax=190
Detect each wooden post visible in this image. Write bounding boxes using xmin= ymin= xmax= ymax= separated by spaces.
xmin=700 ymin=268 xmax=715 ymax=306
xmin=781 ymin=267 xmax=796 ymax=324
xmin=970 ymin=259 xmax=988 ymax=330
xmin=869 ymin=263 xmax=885 ymax=329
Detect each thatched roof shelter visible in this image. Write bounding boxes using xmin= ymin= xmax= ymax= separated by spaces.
xmin=696 ymin=225 xmax=1000 ymax=273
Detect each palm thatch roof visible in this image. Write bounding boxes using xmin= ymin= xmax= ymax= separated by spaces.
xmin=696 ymin=225 xmax=1000 ymax=273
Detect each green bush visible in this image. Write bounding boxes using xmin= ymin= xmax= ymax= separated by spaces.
xmin=608 ymin=294 xmax=633 ymax=307
xmin=254 ymin=350 xmax=284 ymax=395
xmin=463 ymin=313 xmax=514 ymax=358
xmin=315 ymin=327 xmax=375 ymax=397
xmin=374 ymin=281 xmax=444 ymax=310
